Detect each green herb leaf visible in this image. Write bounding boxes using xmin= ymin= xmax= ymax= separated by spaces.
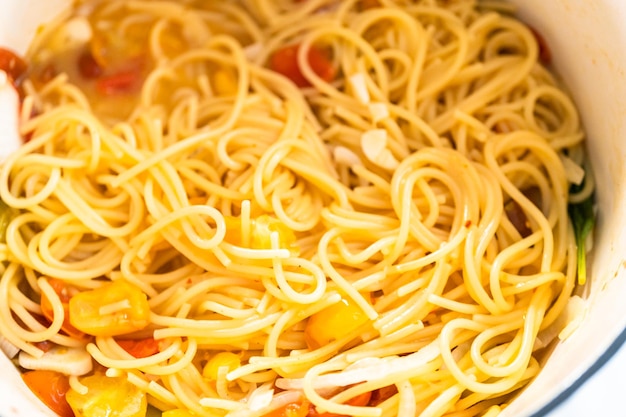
xmin=567 ymin=181 xmax=595 ymax=285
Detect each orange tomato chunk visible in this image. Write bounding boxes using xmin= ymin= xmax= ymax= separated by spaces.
xmin=40 ymin=278 xmax=86 ymax=339
xmin=22 ymin=370 xmax=74 ymax=417
xmin=116 ymin=337 xmax=160 ymax=358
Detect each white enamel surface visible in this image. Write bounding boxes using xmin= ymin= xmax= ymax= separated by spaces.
xmin=0 ymin=3 xmax=72 ymax=415
xmin=0 ymin=75 xmax=22 ymax=163
xmin=1 ymin=1 xmax=626 ymax=416
xmin=501 ymin=0 xmax=626 ymax=415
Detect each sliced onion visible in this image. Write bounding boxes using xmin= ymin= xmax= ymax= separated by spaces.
xmin=277 ymin=340 xmax=440 ymax=391
xmin=0 ymin=335 xmax=20 ymax=359
xmin=19 ymin=345 xmax=93 ymax=376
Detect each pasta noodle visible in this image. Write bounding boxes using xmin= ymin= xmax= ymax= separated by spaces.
xmin=0 ymin=0 xmax=593 ymax=416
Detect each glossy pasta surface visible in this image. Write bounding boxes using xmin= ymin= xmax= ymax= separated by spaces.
xmin=0 ymin=0 xmax=592 ymax=416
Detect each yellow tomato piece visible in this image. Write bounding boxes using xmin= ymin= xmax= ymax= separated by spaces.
xmin=202 ymin=351 xmax=241 ymax=381
xmin=224 ymin=215 xmax=297 ymax=252
xmin=69 ymin=280 xmax=151 ymax=337
xmin=66 ymin=374 xmax=146 ymax=417
xmin=305 ymin=297 xmax=370 ymax=349
xmin=212 ymin=69 xmax=238 ymax=96
xmin=162 ymin=410 xmax=195 ymax=417
xmin=251 ymin=215 xmax=296 ymax=250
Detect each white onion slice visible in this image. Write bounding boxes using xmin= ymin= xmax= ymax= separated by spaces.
xmin=19 ymin=345 xmax=93 ymax=376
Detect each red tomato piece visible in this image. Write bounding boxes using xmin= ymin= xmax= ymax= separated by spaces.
xmin=0 ymin=47 xmax=28 ymax=84
xmin=96 ymin=68 xmax=142 ymax=96
xmin=117 ymin=337 xmax=160 ymax=358
xmin=40 ymin=279 xmax=86 ymax=339
xmin=77 ymin=49 xmax=104 ymax=79
xmin=22 ymin=370 xmax=74 ymax=417
xmin=269 ymin=44 xmax=335 ymax=88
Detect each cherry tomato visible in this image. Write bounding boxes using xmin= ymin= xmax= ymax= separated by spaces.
xmin=22 ymin=370 xmax=74 ymax=417
xmin=116 ymin=337 xmax=160 ymax=358
xmin=305 ymin=297 xmax=369 ymax=349
xmin=269 ymin=44 xmax=335 ymax=87
xmin=40 ymin=279 xmax=86 ymax=339
xmin=96 ymin=68 xmax=142 ymax=95
xmin=77 ymin=49 xmax=104 ymax=79
xmin=69 ymin=280 xmax=151 ymax=337
xmin=0 ymin=47 xmax=28 ymax=84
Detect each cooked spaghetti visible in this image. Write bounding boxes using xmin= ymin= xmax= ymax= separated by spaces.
xmin=0 ymin=0 xmax=593 ymax=416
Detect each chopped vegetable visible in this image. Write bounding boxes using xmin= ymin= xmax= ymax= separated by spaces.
xmin=203 ymin=351 xmax=241 ymax=381
xmin=251 ymin=215 xmax=296 ymax=250
xmin=368 ymin=102 xmax=389 ymax=123
xmin=116 ymin=337 xmax=160 ymax=358
xmin=77 ymin=49 xmax=104 ymax=79
xmin=560 ymin=154 xmax=586 ymax=185
xmin=96 ymin=68 xmax=142 ymax=96
xmin=348 ymin=73 xmax=370 ymax=104
xmin=360 ymin=129 xmax=399 ymax=170
xmin=69 ymin=280 xmax=151 ymax=337
xmin=88 ymin=24 xmax=146 ymax=70
xmin=45 ymin=16 xmax=93 ymax=54
xmin=66 ymin=374 xmax=147 ymax=417
xmin=0 ymin=47 xmax=28 ymax=84
xmin=558 ymin=295 xmax=587 ymax=340
xmin=40 ymin=278 xmax=86 ymax=339
xmin=269 ymin=44 xmax=335 ymax=88
xmin=333 ymin=146 xmax=362 ymax=167
xmin=224 ymin=214 xmax=298 ymax=252
xmin=19 ymin=345 xmax=93 ymax=376
xmin=568 ymin=182 xmax=595 ymax=286
xmin=22 ymin=370 xmax=74 ymax=417
xmin=305 ymin=297 xmax=370 ymax=349
xmin=212 ymin=69 xmax=238 ymax=96
xmin=0 ymin=334 xmax=20 ymax=358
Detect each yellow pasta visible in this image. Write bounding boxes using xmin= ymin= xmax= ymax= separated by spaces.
xmin=0 ymin=0 xmax=593 ymax=416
